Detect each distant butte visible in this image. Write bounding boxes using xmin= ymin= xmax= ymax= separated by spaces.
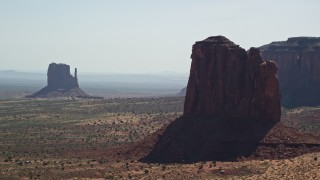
xmin=259 ymin=37 xmax=320 ymax=107
xmin=141 ymin=36 xmax=320 ymax=163
xmin=26 ymin=63 xmax=91 ymax=98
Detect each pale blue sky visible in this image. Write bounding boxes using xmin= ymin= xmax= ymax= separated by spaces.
xmin=1 ymin=0 xmax=319 ymax=73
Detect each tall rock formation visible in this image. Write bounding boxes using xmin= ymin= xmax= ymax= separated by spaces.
xmin=184 ymin=36 xmax=280 ymax=122
xmin=26 ymin=63 xmax=90 ymax=98
xmin=260 ymin=37 xmax=320 ymax=107
xmin=47 ymin=63 xmax=79 ymax=90
xmin=142 ymin=36 xmax=320 ymax=163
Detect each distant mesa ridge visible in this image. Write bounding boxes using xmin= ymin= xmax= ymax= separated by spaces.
xmin=176 ymin=87 xmax=186 ymax=96
xmin=259 ymin=36 xmax=320 ymax=52
xmin=26 ymin=63 xmax=91 ymax=98
xmin=259 ymin=37 xmax=320 ymax=107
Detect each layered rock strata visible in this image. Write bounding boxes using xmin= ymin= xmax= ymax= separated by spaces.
xmin=141 ymin=36 xmax=320 ymax=163
xmin=184 ymin=36 xmax=281 ymax=122
xmin=260 ymin=37 xmax=320 ymax=107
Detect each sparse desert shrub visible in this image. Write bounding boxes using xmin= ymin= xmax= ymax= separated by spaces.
xmin=161 ymin=165 xmax=166 ymax=171
xmin=105 ymin=174 xmax=115 ymax=180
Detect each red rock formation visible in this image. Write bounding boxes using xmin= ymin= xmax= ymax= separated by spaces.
xmin=26 ymin=63 xmax=90 ymax=98
xmin=259 ymin=37 xmax=320 ymax=107
xmin=47 ymin=63 xmax=79 ymax=90
xmin=141 ymin=36 xmax=320 ymax=163
xmin=184 ymin=36 xmax=280 ymax=122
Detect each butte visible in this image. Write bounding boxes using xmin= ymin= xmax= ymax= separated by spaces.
xmin=139 ymin=36 xmax=320 ymax=163
xmin=26 ymin=63 xmax=90 ymax=98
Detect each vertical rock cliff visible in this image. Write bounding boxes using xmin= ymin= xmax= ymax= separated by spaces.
xmin=142 ymin=36 xmax=284 ymax=162
xmin=260 ymin=37 xmax=320 ymax=107
xmin=184 ymin=36 xmax=280 ymax=122
xmin=47 ymin=63 xmax=79 ymax=90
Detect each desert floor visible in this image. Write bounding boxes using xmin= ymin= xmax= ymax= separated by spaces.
xmin=0 ymin=97 xmax=319 ymax=179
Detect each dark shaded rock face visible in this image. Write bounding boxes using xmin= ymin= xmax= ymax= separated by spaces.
xmin=260 ymin=37 xmax=320 ymax=107
xmin=47 ymin=63 xmax=79 ymax=90
xmin=26 ymin=63 xmax=90 ymax=98
xmin=184 ymin=36 xmax=281 ymax=122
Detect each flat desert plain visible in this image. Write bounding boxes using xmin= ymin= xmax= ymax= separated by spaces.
xmin=0 ymin=97 xmax=319 ymax=179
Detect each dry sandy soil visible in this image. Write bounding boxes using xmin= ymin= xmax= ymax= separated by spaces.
xmin=0 ymin=97 xmax=319 ymax=179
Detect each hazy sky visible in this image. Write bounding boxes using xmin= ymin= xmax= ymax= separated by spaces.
xmin=1 ymin=0 xmax=319 ymax=73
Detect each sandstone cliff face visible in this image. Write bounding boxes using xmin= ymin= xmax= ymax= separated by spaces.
xmin=26 ymin=63 xmax=90 ymax=98
xmin=184 ymin=36 xmax=280 ymax=122
xmin=47 ymin=63 xmax=79 ymax=90
xmin=260 ymin=37 xmax=320 ymax=107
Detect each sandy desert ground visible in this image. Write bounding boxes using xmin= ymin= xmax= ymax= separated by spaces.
xmin=0 ymin=97 xmax=319 ymax=179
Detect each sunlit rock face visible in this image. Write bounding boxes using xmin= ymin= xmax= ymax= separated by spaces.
xmin=184 ymin=36 xmax=281 ymax=122
xmin=260 ymin=37 xmax=320 ymax=107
